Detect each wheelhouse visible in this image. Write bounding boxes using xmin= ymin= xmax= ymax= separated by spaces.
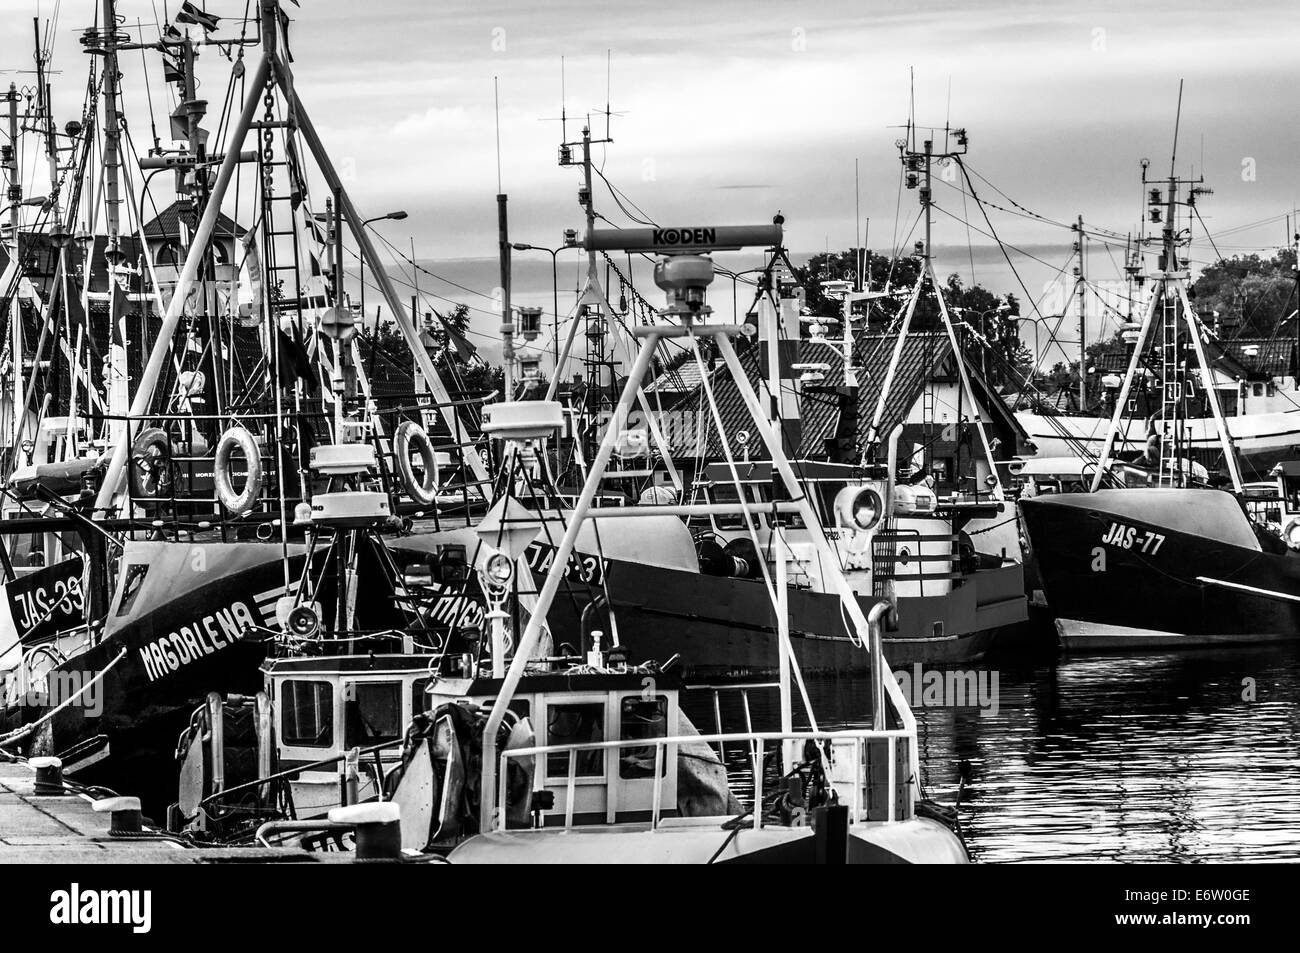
xmin=262 ymin=654 xmax=434 ymax=817
xmin=423 ymin=671 xmax=681 ymax=826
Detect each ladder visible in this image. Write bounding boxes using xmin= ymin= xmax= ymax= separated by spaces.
xmin=1156 ymin=290 xmax=1182 ymax=485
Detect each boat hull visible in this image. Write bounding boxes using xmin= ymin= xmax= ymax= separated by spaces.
xmin=594 ymin=560 xmax=1025 ymax=674
xmin=1019 ymin=488 xmax=1300 ymax=651
xmin=447 ymin=816 xmax=969 ymax=864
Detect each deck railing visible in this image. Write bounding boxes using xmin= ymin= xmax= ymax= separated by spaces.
xmin=495 ymin=726 xmax=914 ymax=834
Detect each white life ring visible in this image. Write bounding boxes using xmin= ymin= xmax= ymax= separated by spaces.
xmin=1283 ymin=516 xmax=1300 ymax=550
xmin=393 ymin=421 xmax=439 ymax=507
xmin=214 ymin=427 xmax=263 ymax=516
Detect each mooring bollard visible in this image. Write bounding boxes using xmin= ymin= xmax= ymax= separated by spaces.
xmin=92 ymin=796 xmax=143 ymax=834
xmin=29 ymin=756 xmax=65 ymax=796
xmin=329 ymin=801 xmax=402 ymax=861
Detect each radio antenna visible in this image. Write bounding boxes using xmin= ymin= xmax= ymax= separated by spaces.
xmin=855 ymin=158 xmax=862 ymax=291
xmin=909 ymin=66 xmax=916 ymax=150
xmin=494 ymin=75 xmax=503 ymax=193
xmin=1169 ymin=78 xmax=1184 ymax=179
xmin=604 ymin=49 xmax=612 ymax=140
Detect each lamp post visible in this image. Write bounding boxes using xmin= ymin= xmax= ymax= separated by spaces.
xmin=356 ymin=210 xmax=408 ymax=324
xmin=1009 ymin=313 xmax=1071 ymax=388
xmin=511 ymin=242 xmax=568 ymax=372
xmin=351 ymin=211 xmax=407 ymax=382
xmin=964 ymin=300 xmax=1010 ymax=380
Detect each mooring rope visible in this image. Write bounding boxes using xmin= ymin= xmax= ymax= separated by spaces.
xmin=0 ymin=647 xmax=128 ymax=749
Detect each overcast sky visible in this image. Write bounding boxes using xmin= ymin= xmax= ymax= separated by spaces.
xmin=7 ymin=0 xmax=1300 ymax=351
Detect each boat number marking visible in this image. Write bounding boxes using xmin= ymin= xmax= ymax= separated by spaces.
xmin=1100 ymin=521 xmax=1166 ymax=555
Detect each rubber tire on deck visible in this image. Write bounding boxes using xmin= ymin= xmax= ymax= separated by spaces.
xmin=129 ymin=427 xmax=173 ymax=502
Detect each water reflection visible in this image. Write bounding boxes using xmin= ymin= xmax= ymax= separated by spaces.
xmin=682 ymin=644 xmax=1300 ymax=862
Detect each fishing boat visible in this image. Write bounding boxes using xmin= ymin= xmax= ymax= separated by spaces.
xmin=1018 ymin=141 xmax=1300 ymax=650
xmin=428 ymin=219 xmax=967 ymax=862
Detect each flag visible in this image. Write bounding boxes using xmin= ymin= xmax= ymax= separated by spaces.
xmin=442 ymin=324 xmax=480 ymax=365
xmin=176 ymin=1 xmax=220 ymax=32
xmin=236 ymin=229 xmax=264 ymax=327
xmin=276 ymin=327 xmax=317 ymax=393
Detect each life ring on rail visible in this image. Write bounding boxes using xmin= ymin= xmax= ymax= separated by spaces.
xmin=214 ymin=427 xmax=263 ymax=516
xmin=1283 ymin=516 xmax=1300 ymax=551
xmin=129 ymin=427 xmax=173 ymax=501
xmin=393 ymin=420 xmax=439 ymax=507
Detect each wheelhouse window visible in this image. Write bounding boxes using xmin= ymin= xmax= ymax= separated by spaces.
xmin=768 ymin=480 xmax=808 ymax=529
xmin=116 ymin=564 xmax=150 ymax=617
xmin=814 ymin=484 xmax=842 ymax=526
xmin=619 ymin=696 xmax=668 ymax=779
xmin=411 ymin=678 xmax=429 ymax=717
xmin=344 ymin=681 xmax=403 ymax=747
xmin=709 ymin=484 xmax=746 ymax=530
xmin=281 ymin=680 xmax=334 ymax=748
xmin=545 ymin=702 xmax=605 ymax=778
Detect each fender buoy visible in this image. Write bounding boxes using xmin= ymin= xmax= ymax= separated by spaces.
xmin=393 ymin=421 xmax=438 ymax=506
xmin=214 ymin=427 xmax=263 ymax=516
xmin=129 ymin=427 xmax=173 ymax=501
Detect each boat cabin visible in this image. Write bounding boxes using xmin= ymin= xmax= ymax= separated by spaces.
xmin=421 ymin=671 xmax=683 ymax=827
xmin=260 ymin=653 xmax=436 ymax=818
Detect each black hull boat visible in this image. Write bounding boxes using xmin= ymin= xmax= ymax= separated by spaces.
xmin=1 ymin=540 xmax=348 ymax=813
xmin=1019 ymin=488 xmax=1300 ymax=650
xmin=596 ymin=559 xmax=1024 ymax=672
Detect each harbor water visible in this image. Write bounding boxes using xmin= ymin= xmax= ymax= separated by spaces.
xmin=685 ymin=643 xmax=1300 ymax=863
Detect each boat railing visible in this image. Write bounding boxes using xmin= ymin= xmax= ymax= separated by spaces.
xmin=684 ymin=680 xmax=778 ymax=769
xmin=495 ymin=726 xmax=914 ymax=834
xmin=98 ymin=400 xmax=493 ymax=530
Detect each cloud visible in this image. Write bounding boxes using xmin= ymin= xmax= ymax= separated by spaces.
xmin=11 ymin=0 xmax=1296 ymax=283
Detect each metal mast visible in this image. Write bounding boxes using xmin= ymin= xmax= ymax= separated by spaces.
xmin=1089 ymin=86 xmax=1242 ymax=493
xmin=1074 ymin=215 xmax=1087 ymax=410
xmin=866 ymin=123 xmax=1004 ymax=500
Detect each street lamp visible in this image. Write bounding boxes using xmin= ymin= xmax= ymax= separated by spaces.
xmin=966 ymin=300 xmax=1010 ymax=379
xmin=512 ymin=241 xmax=570 ymax=371
xmin=357 ymin=209 xmax=408 ymax=322
xmin=1008 ymin=313 xmax=1071 ymax=386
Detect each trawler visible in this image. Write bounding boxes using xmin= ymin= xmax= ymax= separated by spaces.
xmin=1018 ymin=124 xmax=1300 ymax=650
xmin=433 ymin=224 xmax=967 ymax=861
